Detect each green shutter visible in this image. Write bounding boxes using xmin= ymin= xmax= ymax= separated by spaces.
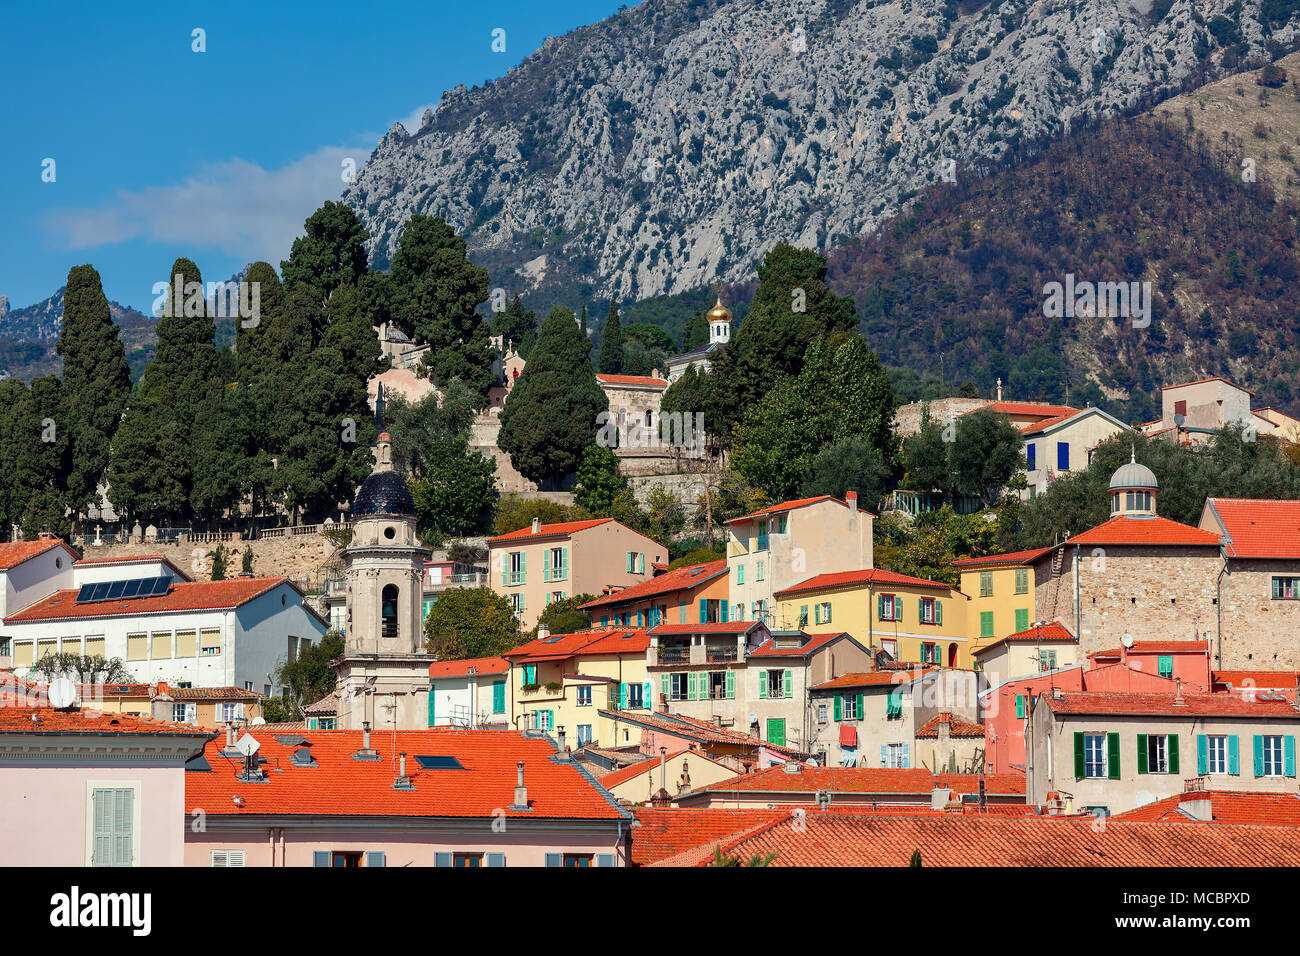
xmin=1014 ymin=608 xmax=1028 ymax=632
xmin=493 ymin=680 xmax=505 ymax=714
xmin=618 ymin=683 xmax=627 ymax=709
xmin=1136 ymin=734 xmax=1148 ymax=774
xmin=1168 ymin=734 xmax=1179 ymax=774
xmin=1158 ymin=654 xmax=1173 ymax=678
xmin=643 ymin=681 xmax=652 ymax=709
xmin=1229 ymin=735 xmax=1240 ymax=775
xmin=935 ymin=600 xmax=942 ymax=625
xmin=501 ymin=562 xmax=508 ymax=587
xmin=877 ymin=594 xmax=885 ymax=619
xmin=698 ymin=599 xmax=707 ymax=623
xmin=759 ymin=671 xmax=768 ymax=699
xmin=1073 ymin=732 xmax=1085 ymax=779
xmin=725 ymin=671 xmax=735 ymax=699
xmin=980 ymin=611 xmax=994 ymax=638
xmin=520 ymin=551 xmax=526 ymax=583
xmin=783 ymin=669 xmax=793 ymax=699
xmin=1288 ymin=736 xmax=1297 ymax=778
xmin=688 ymin=672 xmax=698 ymax=700
xmin=834 ymin=694 xmax=842 ymax=721
xmin=855 ymin=692 xmax=864 ymax=717
xmin=1015 ymin=695 xmax=1024 ymax=719
xmin=918 ymin=597 xmax=924 ymax=622
xmin=1196 ymin=734 xmax=1208 ymax=775
xmin=543 ymin=556 xmax=551 ymax=583
xmin=813 ymin=604 xmax=821 ymax=625
xmin=561 ymin=546 xmax=569 ymax=580
xmin=661 ymin=674 xmax=670 ymax=700
xmin=428 ymin=686 xmax=436 ymax=726
xmin=1107 ymin=732 xmax=1120 ymax=779
xmin=720 ymin=601 xmax=729 ymax=623
xmin=1254 ymin=735 xmax=1265 ymax=776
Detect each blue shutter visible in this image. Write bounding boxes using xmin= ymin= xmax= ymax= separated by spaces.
xmin=1287 ymin=736 xmax=1296 ymax=778
xmin=493 ymin=680 xmax=505 ymax=714
xmin=1229 ymin=735 xmax=1240 ymax=775
xmin=1057 ymin=442 xmax=1069 ymax=470
xmin=720 ymin=601 xmax=728 ymax=623
xmin=600 ymin=614 xmax=608 ymax=626
xmin=619 ymin=683 xmax=627 ymax=709
xmin=901 ymin=744 xmax=910 ymax=769
xmin=486 ymin=852 xmax=506 ymax=867
xmin=435 ymin=852 xmax=452 ymax=867
xmin=597 ymin=853 xmax=615 ymax=867
xmin=545 ymin=853 xmax=562 ymax=867
xmin=1026 ymin=443 xmax=1035 ymax=469
xmin=698 ymin=599 xmax=707 ymax=623
xmin=367 ymin=852 xmax=386 ymax=867
xmin=1196 ymin=734 xmax=1207 ymax=775
xmin=313 ymin=851 xmax=330 ymax=867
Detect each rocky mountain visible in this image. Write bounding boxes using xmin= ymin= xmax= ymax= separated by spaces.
xmin=0 ymin=287 xmax=153 ymax=344
xmin=343 ymin=0 xmax=1300 ymax=304
xmin=0 ymin=288 xmax=157 ymax=382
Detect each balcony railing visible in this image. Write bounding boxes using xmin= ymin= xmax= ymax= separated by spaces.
xmin=755 ymin=533 xmax=769 ymax=552
xmin=704 ymin=646 xmax=738 ymax=663
xmin=657 ymin=647 xmax=690 ymax=664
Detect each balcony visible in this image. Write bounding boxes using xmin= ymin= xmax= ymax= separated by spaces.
xmin=755 ymin=533 xmax=769 ymax=552
xmin=704 ymin=646 xmax=738 ymax=664
xmin=657 ymin=646 xmax=690 ymax=665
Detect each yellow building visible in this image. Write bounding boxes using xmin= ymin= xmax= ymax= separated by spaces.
xmin=502 ymin=627 xmax=651 ymax=749
xmin=952 ymin=548 xmax=1050 ymax=654
xmin=772 ymin=569 xmax=971 ymax=668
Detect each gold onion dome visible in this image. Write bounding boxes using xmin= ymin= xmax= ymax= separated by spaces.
xmin=707 ymin=297 xmax=732 ymax=323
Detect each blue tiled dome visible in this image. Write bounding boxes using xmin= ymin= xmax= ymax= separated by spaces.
xmin=353 ymin=471 xmax=415 ymax=517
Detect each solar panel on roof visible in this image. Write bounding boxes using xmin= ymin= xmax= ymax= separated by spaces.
xmin=120 ymin=578 xmax=144 ymax=598
xmin=154 ymin=575 xmax=173 ymax=596
xmin=414 ymin=755 xmax=465 ymax=770
xmin=75 ymin=584 xmax=96 ymax=603
xmin=89 ymin=581 xmax=112 ymax=601
xmin=106 ymin=579 xmax=127 ymax=600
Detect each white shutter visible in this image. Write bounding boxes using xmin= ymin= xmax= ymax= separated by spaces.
xmin=92 ymin=790 xmax=114 ymax=866
xmin=211 ymin=849 xmax=245 ymax=867
xmin=234 ymin=703 xmax=245 ymax=719
xmin=186 ymin=702 xmax=197 ymax=723
xmin=113 ymin=788 xmax=133 ymax=866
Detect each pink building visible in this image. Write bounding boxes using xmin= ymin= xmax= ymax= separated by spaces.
xmin=0 ymin=706 xmax=214 ymax=867
xmin=184 ymin=726 xmax=633 ymax=867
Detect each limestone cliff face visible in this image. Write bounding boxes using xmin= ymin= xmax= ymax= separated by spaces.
xmin=343 ymin=0 xmax=1298 ymax=302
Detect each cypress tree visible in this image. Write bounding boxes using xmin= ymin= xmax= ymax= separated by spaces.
xmin=280 ymin=200 xmax=369 ymax=312
xmin=598 ymin=299 xmax=624 ymax=374
xmin=499 ymin=306 xmax=608 ymax=488
xmin=57 ymin=264 xmax=131 ymax=521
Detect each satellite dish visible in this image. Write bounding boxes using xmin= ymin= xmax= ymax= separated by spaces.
xmin=235 ymin=733 xmax=260 ymax=757
xmin=48 ymin=677 xmax=76 ymax=709
xmin=250 ymin=716 xmax=266 ymax=725
xmin=1120 ymin=633 xmax=1134 ymax=648
xmin=1174 ymin=412 xmax=1185 ymax=427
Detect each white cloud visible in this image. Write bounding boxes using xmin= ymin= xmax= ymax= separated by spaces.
xmin=42 ymin=143 xmax=374 ymax=260
xmin=397 ymin=103 xmax=435 ymax=135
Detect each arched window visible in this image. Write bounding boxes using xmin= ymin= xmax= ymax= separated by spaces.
xmin=381 ymin=584 xmax=399 ymax=638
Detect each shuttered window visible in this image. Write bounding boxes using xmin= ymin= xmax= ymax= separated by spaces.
xmin=84 ymin=636 xmax=106 ymax=659
xmin=175 ymin=631 xmax=197 ymax=657
xmin=12 ymin=642 xmax=33 ymax=667
xmin=36 ymin=639 xmax=57 ymax=662
xmin=126 ymin=634 xmax=147 ymax=661
xmin=1014 ymin=608 xmax=1029 ymax=632
xmin=63 ymin=638 xmax=82 ymax=657
xmin=151 ymin=632 xmax=172 ymax=659
xmin=91 ymin=788 xmax=134 ymax=867
xmin=200 ymin=629 xmax=221 ymax=655
xmin=211 ymin=850 xmax=245 ymax=867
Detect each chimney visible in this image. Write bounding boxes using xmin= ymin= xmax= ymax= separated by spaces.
xmin=659 ymin=746 xmax=668 ymax=792
xmin=399 ymin=752 xmax=406 ymax=777
xmin=393 ymin=751 xmax=415 ymax=790
xmin=537 ymin=622 xmax=550 ymax=642
xmin=531 ymin=517 xmax=541 ymax=535
xmin=782 ymin=760 xmax=800 ymax=774
xmin=513 ymin=761 xmax=528 ymax=808
xmin=363 ymin=721 xmax=371 ymax=750
xmin=354 ymin=720 xmax=380 ymax=761
xmin=556 ymin=726 xmax=568 ymax=756
xmin=846 ymin=491 xmax=858 ymax=512
xmin=931 ymin=786 xmax=954 ymax=810
xmin=1173 ymin=678 xmax=1187 ymax=706
xmin=226 ymin=723 xmax=235 ymax=749
xmin=155 ymin=681 xmax=169 ymax=697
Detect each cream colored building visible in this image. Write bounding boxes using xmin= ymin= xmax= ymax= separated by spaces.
xmin=1141 ymin=377 xmax=1273 ymax=445
xmin=973 ymin=622 xmax=1079 ymax=691
xmin=1020 ymin=407 xmax=1132 ymax=499
xmin=598 ymin=747 xmax=737 ymax=804
xmin=726 ymin=494 xmax=873 ymax=626
xmin=489 ymin=518 xmax=666 ymax=629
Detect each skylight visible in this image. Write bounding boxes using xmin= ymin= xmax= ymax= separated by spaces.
xmin=414 ymin=755 xmax=465 ymax=770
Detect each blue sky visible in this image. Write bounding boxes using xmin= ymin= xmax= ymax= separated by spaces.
xmin=1 ymin=0 xmax=632 ymax=313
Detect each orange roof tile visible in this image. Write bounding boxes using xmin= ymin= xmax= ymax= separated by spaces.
xmin=487 ymin=518 xmax=614 ymax=543
xmin=600 ymin=710 xmax=805 ymax=756
xmin=915 ymin=712 xmax=985 ymax=738
xmin=812 ymin=669 xmax=933 ymax=690
xmin=0 ymin=706 xmax=217 ymax=737
xmin=726 ymin=495 xmax=876 ymax=524
xmin=651 ymin=813 xmax=1300 ymax=866
xmin=649 ymin=621 xmax=766 ymax=636
xmin=1113 ymin=790 xmax=1300 ymax=826
xmin=748 ymin=632 xmax=851 ymax=658
xmin=428 ymin=657 xmax=510 ymax=678
xmin=1066 ymin=515 xmax=1222 ymax=547
xmin=599 ymin=748 xmax=691 ymax=790
xmin=1162 ymin=377 xmax=1253 ymax=395
xmin=630 ymin=808 xmax=787 ymax=865
xmin=1206 ymin=498 xmax=1300 ymax=559
xmin=184 ymin=729 xmax=628 ymax=820
xmin=0 ymin=536 xmax=69 ymax=571
xmin=1043 ymin=691 xmax=1300 ymax=719
xmin=1089 ymin=640 xmax=1207 ymax=658
xmin=696 ymin=766 xmax=1025 ymax=796
xmin=503 ymin=630 xmax=608 ymax=661
xmin=975 ymin=622 xmax=1076 ymax=654
xmin=774 ymin=568 xmax=952 ymax=598
xmin=1213 ymin=670 xmax=1300 ymax=690
xmin=951 ymin=546 xmax=1055 ymax=568
xmin=582 ymin=560 xmax=727 ymax=609
xmin=595 ymin=373 xmax=668 ymax=387
xmin=982 ymin=402 xmax=1078 ymax=418
xmin=3 ymin=576 xmax=292 ymax=623
xmin=579 ymin=628 xmax=652 ymax=655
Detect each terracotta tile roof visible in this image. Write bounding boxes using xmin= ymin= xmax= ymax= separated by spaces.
xmin=1162 ymin=377 xmax=1253 ymax=395
xmin=696 ymin=766 xmax=1025 ymax=797
xmin=252 ymin=721 xmax=309 ymax=732
xmin=1018 ymin=410 xmax=1087 ymax=435
xmin=748 ymin=632 xmax=850 ymax=658
xmin=599 ymin=748 xmax=691 ymax=790
xmin=1090 ymin=640 xmax=1208 ymax=659
xmin=1066 ymin=516 xmax=1222 ymax=547
xmin=428 ymin=657 xmax=510 ymax=679
xmin=774 ymin=568 xmax=952 ymax=598
xmin=975 ymin=622 xmax=1077 ymax=654
xmin=1206 ymin=498 xmax=1300 ymax=558
xmin=3 ymin=576 xmax=290 ymax=623
xmin=727 ymin=495 xmax=876 ymax=524
xmin=301 ymin=690 xmax=339 ymax=715
xmin=0 ymin=536 xmax=68 ymax=571
xmin=951 ymin=546 xmax=1055 ymax=568
xmin=582 ymin=560 xmax=728 ymax=609
xmin=579 ymin=628 xmax=652 ymax=655
xmin=487 ymin=518 xmax=613 ymax=543
xmin=599 ymin=710 xmax=805 ymax=756
xmin=650 ymin=813 xmax=1300 ymax=866
xmin=82 ymin=682 xmax=151 ymax=698
xmin=503 ymin=629 xmax=611 ymax=661
xmin=631 ymin=808 xmax=788 ymax=865
xmin=169 ymin=686 xmax=265 ymax=701
xmin=594 ymin=373 xmax=668 ymax=387
xmin=0 ymin=706 xmax=217 ymax=737
xmin=184 ymin=729 xmax=629 ymax=820
xmin=915 ymin=712 xmax=985 ymax=738
xmin=1213 ymin=670 xmax=1300 ymax=690
xmin=649 ymin=621 xmax=766 ymax=636
xmin=1113 ymin=790 xmax=1300 ymax=826
xmin=982 ymin=402 xmax=1078 ymax=418
xmin=812 ymin=669 xmax=933 ymax=690
xmin=1043 ymin=691 xmax=1300 ymax=719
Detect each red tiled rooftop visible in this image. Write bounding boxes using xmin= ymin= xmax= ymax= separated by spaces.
xmin=980 ymin=402 xmax=1078 ymax=419
xmin=976 ymin=622 xmax=1076 ymax=653
xmin=1113 ymin=790 xmax=1300 ymax=826
xmin=727 ymin=495 xmax=876 ymax=525
xmin=649 ymin=621 xmax=765 ymax=636
xmin=748 ymin=632 xmax=848 ymax=658
xmin=915 ymin=712 xmax=985 ymax=738
xmin=600 ymin=710 xmax=804 ymax=756
xmin=4 ymin=576 xmax=291 ymax=623
xmin=599 ymin=748 xmax=691 ymax=790
xmin=594 ymin=373 xmax=669 ymax=387
xmin=951 ymin=547 xmax=1055 ymax=568
xmin=1043 ymin=691 xmax=1300 ymax=719
xmin=579 ymin=628 xmax=652 ymax=655
xmin=428 ymin=656 xmax=510 ymax=678
xmin=184 ymin=729 xmax=627 ymax=820
xmin=631 ymin=808 xmax=787 ymax=865
xmin=0 ymin=536 xmax=68 ymax=571
xmin=1213 ymin=670 xmax=1300 ymax=690
xmin=812 ymin=669 xmax=933 ymax=690
xmin=487 ymin=518 xmax=613 ymax=543
xmin=1206 ymin=498 xmax=1300 ymax=559
xmin=582 ymin=560 xmax=727 ymax=609
xmin=169 ymin=686 xmax=266 ymax=701
xmin=1066 ymin=515 xmax=1221 ymax=547
xmin=696 ymin=765 xmax=1024 ymax=796
xmin=1162 ymin=377 xmax=1253 ymax=394
xmin=650 ymin=813 xmax=1300 ymax=866
xmin=0 ymin=706 xmax=216 ymax=736
xmin=774 ymin=568 xmax=952 ymax=598
xmin=1090 ymin=640 xmax=1208 ymax=658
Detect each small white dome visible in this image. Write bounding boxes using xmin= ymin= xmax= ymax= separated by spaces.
xmin=1109 ymin=460 xmax=1158 ymax=491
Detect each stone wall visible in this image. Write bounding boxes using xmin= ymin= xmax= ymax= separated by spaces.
xmin=76 ymin=534 xmax=344 ymax=592
xmin=892 ymin=398 xmax=992 ymax=438
xmin=1219 ymin=559 xmax=1300 ymax=670
xmin=627 ymin=472 xmax=709 ymax=508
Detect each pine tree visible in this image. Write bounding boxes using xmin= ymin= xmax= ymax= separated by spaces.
xmin=599 ymin=299 xmax=624 ymax=374
xmin=499 ymin=306 xmax=608 ymax=488
xmin=681 ymin=310 xmax=709 ymax=352
xmin=280 ymin=201 xmax=369 ymax=310
xmin=57 ymin=265 xmax=131 ymax=521
xmin=492 ymin=294 xmax=539 ymax=357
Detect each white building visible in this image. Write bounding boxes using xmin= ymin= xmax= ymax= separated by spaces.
xmin=1020 ymin=406 xmax=1133 ymax=499
xmin=0 ymin=536 xmax=78 ymax=622
xmin=3 ymin=575 xmax=326 ymax=696
xmin=427 ymin=656 xmax=510 ymax=728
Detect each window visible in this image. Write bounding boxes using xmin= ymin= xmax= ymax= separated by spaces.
xmin=510 ymin=593 xmax=524 ymax=615
xmin=737 ymin=564 xmax=745 ymax=585
xmin=798 ymin=605 xmax=809 ymax=627
xmin=765 ymin=670 xmax=786 ymax=699
xmin=626 ymin=683 xmax=644 ymax=710
xmin=549 ymin=591 xmax=565 ymax=605
xmin=453 ymin=854 xmax=482 ymax=867
xmin=381 ymin=584 xmax=399 ymax=638
xmin=577 ymin=686 xmax=592 ymax=707
xmin=1139 ymin=733 xmax=1176 ymax=774
xmin=210 ymin=850 xmax=245 ymax=867
xmin=980 ymin=611 xmax=994 ymax=638
xmin=886 ymin=687 xmax=903 ymax=720
xmin=90 ymin=787 xmax=135 ymax=867
xmin=707 ymin=671 xmax=729 ymax=700
xmin=882 ymin=743 xmax=909 ymax=768
xmin=817 ymin=703 xmax=828 ymax=723
xmin=493 ymin=681 xmax=506 ymax=714
xmin=921 ymin=642 xmax=939 ymax=664
xmin=766 ymin=718 xmax=786 ymax=747
xmin=1205 ymin=735 xmax=1229 ymax=775
xmin=1158 ymin=654 xmax=1173 ymax=679
xmin=1083 ymin=733 xmax=1108 ymax=778
xmin=881 ymin=638 xmax=898 ymax=659
xmin=1273 ymin=577 xmax=1300 ymax=600
xmin=522 ymin=664 xmax=537 ymax=687
xmin=670 ymin=673 xmax=689 ymax=701
xmin=756 ymin=561 xmax=765 ymax=582
xmin=1259 ymin=735 xmax=1286 ymax=777
xmin=815 ymin=602 xmax=832 ymax=625
xmin=1014 ymin=568 xmax=1029 ymax=594
xmin=576 ymin=725 xmax=593 ymax=746
xmin=752 ymin=600 xmax=767 ymax=623
xmin=1026 ymin=442 xmax=1036 ymax=469
xmin=979 ymin=572 xmax=993 ymax=597
xmin=841 ymin=694 xmax=860 ymax=720
xmin=151 ymin=631 xmax=173 ymax=659
xmin=220 ymin=703 xmax=239 ymax=723
xmin=1014 ymin=608 xmax=1029 ymax=632
xmin=1056 ymin=442 xmax=1069 ymax=470
xmin=173 ymin=703 xmax=188 ymax=722
xmin=878 ymin=594 xmax=901 ymax=621
xmin=563 ymin=854 xmax=593 ymax=867
xmin=126 ymin=633 xmax=147 ymax=661
xmin=200 ymin=629 xmax=221 ymax=655
xmin=547 ymin=547 xmax=567 ymax=582
xmin=918 ymin=597 xmax=940 ymax=625
xmin=1174 ymin=399 xmax=1187 ymax=416
xmin=533 ymin=710 xmax=553 ymax=732
xmin=626 ymin=552 xmax=644 ymax=574
xmin=1038 ymin=649 xmax=1057 ymax=671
